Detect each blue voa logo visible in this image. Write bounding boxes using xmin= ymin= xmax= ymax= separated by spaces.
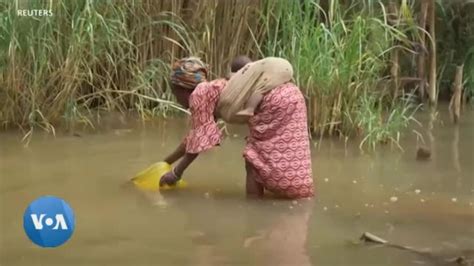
xmin=23 ymin=196 xmax=75 ymax=248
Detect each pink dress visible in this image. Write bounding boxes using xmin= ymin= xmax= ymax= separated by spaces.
xmin=184 ymin=79 xmax=227 ymax=153
xmin=244 ymin=83 xmax=314 ymax=198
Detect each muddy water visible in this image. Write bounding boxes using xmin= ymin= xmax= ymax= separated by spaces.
xmin=0 ymin=106 xmax=473 ymax=266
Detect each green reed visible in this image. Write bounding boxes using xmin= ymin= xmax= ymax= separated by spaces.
xmin=1 ymin=0 xmax=424 ymax=149
xmin=256 ymin=0 xmax=418 ymax=148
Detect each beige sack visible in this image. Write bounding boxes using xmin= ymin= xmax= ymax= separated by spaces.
xmin=217 ymin=57 xmax=294 ymax=123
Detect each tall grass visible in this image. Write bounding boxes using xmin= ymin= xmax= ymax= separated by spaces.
xmin=0 ymin=0 xmax=261 ymax=133
xmin=1 ymin=0 xmax=423 ymax=149
xmin=435 ymin=0 xmax=474 ymax=101
xmin=467 ymin=48 xmax=474 ymax=101
xmin=256 ymin=0 xmax=418 ymax=148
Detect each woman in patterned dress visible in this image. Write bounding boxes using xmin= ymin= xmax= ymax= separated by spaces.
xmin=160 ymin=57 xmax=314 ymax=199
xmin=159 ymin=56 xmax=249 ymax=186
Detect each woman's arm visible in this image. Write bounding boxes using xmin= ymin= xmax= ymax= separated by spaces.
xmin=173 ymin=153 xmax=199 ymax=177
xmin=163 ymin=142 xmax=186 ymax=165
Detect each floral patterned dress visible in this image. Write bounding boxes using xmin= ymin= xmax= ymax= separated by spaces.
xmin=243 ymin=83 xmax=314 ymax=198
xmin=184 ymin=80 xmax=314 ymax=198
xmin=184 ymin=79 xmax=227 ymax=153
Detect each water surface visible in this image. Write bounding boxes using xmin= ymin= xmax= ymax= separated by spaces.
xmin=1 ymin=106 xmax=473 ymax=266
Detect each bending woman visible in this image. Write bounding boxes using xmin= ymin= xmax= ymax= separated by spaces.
xmin=159 ymin=56 xmax=250 ymax=185
xmin=162 ymin=56 xmax=314 ymax=199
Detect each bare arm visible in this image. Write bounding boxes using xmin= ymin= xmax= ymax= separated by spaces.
xmin=173 ymin=152 xmax=199 ymax=178
xmin=163 ymin=142 xmax=186 ymax=165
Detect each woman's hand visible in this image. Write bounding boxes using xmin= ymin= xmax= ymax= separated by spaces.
xmin=159 ymin=170 xmax=180 ymax=187
xmin=160 ymin=152 xmax=198 ymax=187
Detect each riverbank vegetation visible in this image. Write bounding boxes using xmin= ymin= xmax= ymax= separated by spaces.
xmin=1 ymin=0 xmax=473 ymax=149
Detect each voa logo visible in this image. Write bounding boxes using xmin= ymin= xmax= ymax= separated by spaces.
xmin=30 ymin=214 xmax=68 ymax=230
xmin=23 ymin=196 xmax=75 ymax=248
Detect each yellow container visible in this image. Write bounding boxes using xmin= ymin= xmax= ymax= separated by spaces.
xmin=131 ymin=162 xmax=187 ymax=191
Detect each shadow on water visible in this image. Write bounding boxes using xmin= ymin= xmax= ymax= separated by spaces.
xmin=0 ymin=105 xmax=473 ymax=265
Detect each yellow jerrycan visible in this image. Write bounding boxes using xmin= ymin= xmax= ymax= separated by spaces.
xmin=131 ymin=162 xmax=187 ymax=191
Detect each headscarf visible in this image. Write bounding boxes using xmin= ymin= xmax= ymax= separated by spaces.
xmin=171 ymin=57 xmax=208 ymax=90
xmin=217 ymin=57 xmax=294 ymax=123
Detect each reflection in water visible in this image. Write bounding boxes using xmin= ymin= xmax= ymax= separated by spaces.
xmin=155 ymin=192 xmax=314 ymax=266
xmin=0 ymin=105 xmax=473 ymax=266
xmin=245 ymin=201 xmax=313 ymax=266
xmin=452 ymin=125 xmax=462 ymax=187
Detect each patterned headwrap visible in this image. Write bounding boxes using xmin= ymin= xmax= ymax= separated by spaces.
xmin=171 ymin=57 xmax=208 ymax=90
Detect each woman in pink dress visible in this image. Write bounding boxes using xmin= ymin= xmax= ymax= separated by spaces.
xmin=243 ymin=82 xmax=314 ymax=198
xmin=160 ymin=56 xmax=314 ymax=199
xmin=159 ymin=56 xmax=248 ymax=184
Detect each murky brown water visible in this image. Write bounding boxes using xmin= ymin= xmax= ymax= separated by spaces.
xmin=1 ymin=105 xmax=473 ymax=266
